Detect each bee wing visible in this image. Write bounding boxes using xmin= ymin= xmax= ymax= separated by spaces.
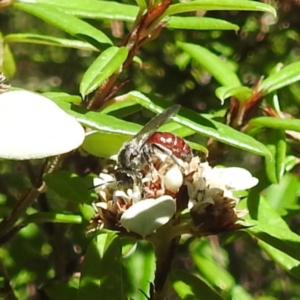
xmin=128 ymin=104 xmax=181 ymax=148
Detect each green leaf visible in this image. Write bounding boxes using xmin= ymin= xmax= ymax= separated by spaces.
xmin=216 ymin=86 xmax=253 ymax=104
xmin=264 ymin=129 xmax=286 ymax=183
xmin=122 ymin=240 xmax=155 ymax=300
xmin=80 ymin=203 xmax=97 ymax=223
xmin=165 ymin=0 xmax=276 ymax=17
xmin=2 ymin=42 xmax=16 ymax=78
xmin=80 ymin=47 xmax=128 ymax=97
xmin=47 ymin=92 xmax=270 ymax=158
xmin=284 ymin=155 xmax=300 ymax=172
xmin=18 ymin=0 xmax=139 ymax=22
xmin=46 ymin=96 xmax=140 ymax=157
xmin=14 ymin=3 xmax=112 ymax=47
xmin=44 ymin=279 xmax=79 ymax=300
xmin=274 ymin=131 xmax=286 ymax=181
xmin=97 ymin=99 xmax=138 ymax=114
xmin=230 ymin=286 xmax=253 ymax=300
xmin=259 ymin=61 xmax=300 ymax=95
xmin=4 ymin=33 xmax=98 ymax=51
xmin=47 ymin=94 xmax=201 ymax=157
xmin=177 ymin=42 xmax=241 ymax=87
xmin=186 ymin=141 xmax=208 ymax=155
xmin=44 ymin=171 xmax=94 ymax=204
xmin=250 ymin=116 xmax=300 ymax=132
xmin=245 ymin=197 xmax=300 ymax=278
xmin=255 ymin=240 xmax=300 ymax=279
xmin=191 ymin=252 xmax=253 ymax=299
xmin=134 ymin=0 xmax=147 ymax=10
xmin=23 ymin=212 xmax=82 ymax=225
xmin=47 ymin=95 xmax=141 ymax=135
xmin=167 ymin=16 xmax=239 ymax=31
xmin=82 ymin=131 xmax=131 ymax=158
xmin=43 ymin=92 xmax=82 ymax=104
xmin=78 ymin=233 xmax=124 ymax=300
xmin=170 ymin=271 xmax=223 ymax=300
xmin=189 ymin=239 xmax=252 ymax=299
xmin=126 ymin=91 xmax=272 ymax=158
xmin=191 ymin=254 xmax=235 ymax=291
xmin=264 ymin=173 xmax=300 ymax=216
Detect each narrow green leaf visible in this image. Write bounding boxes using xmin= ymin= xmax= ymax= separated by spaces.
xmin=231 ymin=286 xmax=253 ymax=300
xmin=80 ymin=47 xmax=128 ymax=97
xmin=167 ymin=16 xmax=239 ymax=31
xmin=250 ymin=116 xmax=300 ymax=132
xmin=17 ymin=0 xmax=139 ymax=22
xmin=4 ymin=33 xmax=98 ymax=51
xmin=246 ymin=197 xmax=300 ymax=278
xmin=44 ymin=171 xmax=94 ymax=204
xmin=79 ymin=203 xmax=97 ymax=222
xmin=44 ymin=279 xmax=79 ymax=300
xmin=247 ymin=197 xmax=300 ymax=257
xmin=47 ymin=95 xmax=141 ymax=135
xmin=165 ymin=0 xmax=276 ymax=17
xmin=122 ymin=241 xmax=155 ymax=300
xmin=134 ymin=0 xmax=147 ymax=10
xmin=191 ymin=254 xmax=235 ymax=291
xmin=284 ymin=155 xmax=300 ymax=172
xmin=264 ymin=129 xmax=286 ymax=183
xmin=43 ymin=92 xmax=82 ymax=104
xmin=264 ymin=141 xmax=277 ymax=184
xmin=24 ymin=212 xmax=82 ymax=225
xmin=264 ymin=173 xmax=300 ymax=216
xmin=47 ymin=92 xmax=270 ymax=158
xmin=162 ymin=122 xmax=195 ymax=138
xmin=47 ymin=95 xmax=200 ymax=157
xmin=275 ymin=130 xmax=287 ymax=181
xmin=189 ymin=239 xmax=252 ymax=299
xmin=126 ymin=91 xmax=272 ymax=158
xmin=98 ymin=100 xmax=138 ymax=114
xmin=2 ymin=42 xmax=16 ymax=78
xmin=78 ymin=233 xmax=124 ymax=300
xmin=256 ymin=240 xmax=300 ymax=279
xmin=177 ymin=42 xmax=241 ymax=87
xmin=186 ymin=141 xmax=208 ymax=155
xmin=82 ymin=131 xmax=131 ymax=158
xmin=259 ymin=61 xmax=300 ymax=94
xmin=216 ymin=86 xmax=253 ymax=103
xmin=14 ymin=3 xmax=112 ymax=47
xmin=170 ymin=271 xmax=223 ymax=300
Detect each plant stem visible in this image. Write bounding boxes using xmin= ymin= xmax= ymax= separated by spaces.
xmin=148 ymin=222 xmax=181 ymax=300
xmin=0 ymin=156 xmax=60 ymax=242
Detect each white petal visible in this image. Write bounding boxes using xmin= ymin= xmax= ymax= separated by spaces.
xmin=114 ymin=190 xmax=130 ymax=200
xmin=164 ymin=165 xmax=183 ymax=192
xmin=206 ymin=167 xmax=258 ymax=191
xmin=120 ymin=196 xmax=176 ymax=236
xmin=92 ymin=202 xmax=108 ymax=212
xmin=93 ymin=173 xmax=115 ymax=187
xmin=99 ymin=173 xmax=115 ymax=181
xmin=0 ymin=90 xmax=85 ymax=159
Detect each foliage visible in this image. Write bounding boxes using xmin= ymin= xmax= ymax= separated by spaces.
xmin=1 ymin=0 xmax=300 ymax=299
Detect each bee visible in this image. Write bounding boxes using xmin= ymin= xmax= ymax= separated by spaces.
xmin=115 ymin=105 xmax=192 ymax=187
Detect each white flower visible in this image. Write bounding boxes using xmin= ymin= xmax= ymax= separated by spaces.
xmin=203 ymin=167 xmax=259 ymax=191
xmin=120 ymin=195 xmax=176 ymax=237
xmin=93 ymin=173 xmax=117 ymax=202
xmin=186 ymin=161 xmax=258 ymax=206
xmin=90 ymin=151 xmax=258 ymax=237
xmin=0 ymin=90 xmax=85 ymax=159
